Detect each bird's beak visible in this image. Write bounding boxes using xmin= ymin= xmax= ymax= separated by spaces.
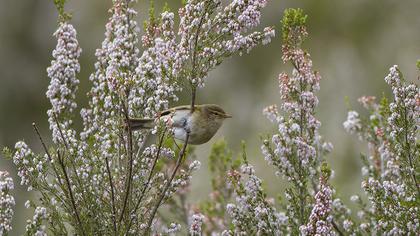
xmin=224 ymin=113 xmax=232 ymax=118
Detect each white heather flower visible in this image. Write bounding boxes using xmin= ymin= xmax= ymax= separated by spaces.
xmin=188 ymin=160 xmax=201 ymax=171
xmin=350 ymin=195 xmax=360 ymax=203
xmin=46 ymin=21 xmax=81 ymax=144
xmin=163 ymin=222 xmax=181 ymax=235
xmin=25 ymin=200 xmax=31 ymax=209
xmin=13 ymin=141 xmax=38 ymax=188
xmin=343 ymin=111 xmax=362 ymax=134
xmin=226 ymin=164 xmax=286 ymax=234
xmin=0 ymin=171 xmax=15 ymax=235
xmin=24 ymin=206 xmax=48 ymax=235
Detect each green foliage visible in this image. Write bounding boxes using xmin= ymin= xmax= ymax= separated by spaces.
xmin=416 ymin=59 xmax=420 ymax=70
xmin=1 ymin=147 xmax=13 ymax=160
xmin=53 ymin=0 xmax=71 ymax=22
xmin=320 ymin=162 xmax=331 ymax=181
xmin=281 ymin=8 xmax=308 ymax=46
xmin=198 ymin=139 xmax=241 ymax=234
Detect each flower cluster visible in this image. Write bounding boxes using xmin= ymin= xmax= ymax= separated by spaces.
xmin=12 ymin=141 xmax=45 ymax=190
xmin=343 ymin=110 xmax=362 ymax=134
xmin=0 ymin=171 xmax=15 ymax=235
xmin=300 ymin=177 xmax=335 ymax=236
xmin=344 ymin=65 xmax=419 ymax=234
xmin=260 ymin=9 xmax=335 ymax=233
xmin=24 ymin=206 xmax=48 ymax=236
xmin=176 ymin=0 xmax=275 ymax=87
xmin=223 ymin=164 xmax=287 ymax=235
xmin=189 ymin=213 xmax=205 ymax=236
xmin=46 ymin=20 xmax=81 ymax=145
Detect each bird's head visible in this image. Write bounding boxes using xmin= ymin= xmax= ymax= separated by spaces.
xmin=202 ymin=104 xmax=232 ymax=120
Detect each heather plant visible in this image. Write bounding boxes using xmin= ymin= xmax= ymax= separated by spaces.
xmin=0 ymin=171 xmax=14 ymax=235
xmin=1 ymin=0 xmax=419 ymax=235
xmin=343 ymin=65 xmax=419 ymax=234
xmin=1 ymin=0 xmax=275 ymax=235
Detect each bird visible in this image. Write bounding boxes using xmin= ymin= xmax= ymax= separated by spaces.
xmin=128 ymin=104 xmax=232 ymax=145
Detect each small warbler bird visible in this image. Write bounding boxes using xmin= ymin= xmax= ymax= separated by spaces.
xmin=128 ymin=104 xmax=232 ymax=145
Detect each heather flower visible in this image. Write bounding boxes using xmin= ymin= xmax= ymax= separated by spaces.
xmin=345 ymin=64 xmax=420 ymax=234
xmin=225 ymin=164 xmax=287 ymax=235
xmin=189 ymin=213 xmax=205 ymax=236
xmin=343 ymin=111 xmax=361 ymax=134
xmin=25 ymin=206 xmax=48 ymax=236
xmin=0 ymin=171 xmax=15 ymax=235
xmin=300 ymin=177 xmax=335 ymax=236
xmin=46 ymin=21 xmax=81 ymax=145
xmin=260 ymin=9 xmax=336 ymax=233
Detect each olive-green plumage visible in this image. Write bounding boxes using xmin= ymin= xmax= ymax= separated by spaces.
xmin=128 ymin=104 xmax=231 ymax=145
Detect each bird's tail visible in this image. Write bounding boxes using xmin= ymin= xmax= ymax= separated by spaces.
xmin=128 ymin=118 xmax=155 ymax=131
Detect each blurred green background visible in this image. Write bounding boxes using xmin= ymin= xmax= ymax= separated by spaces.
xmin=1 ymin=0 xmax=419 ymax=234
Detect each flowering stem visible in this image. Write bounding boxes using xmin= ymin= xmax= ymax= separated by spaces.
xmin=52 ymin=113 xmax=86 ymax=202
xmin=190 ymin=3 xmax=208 ymax=112
xmin=402 ymin=101 xmax=420 ymax=197
xmin=119 ymin=100 xmax=134 ymax=225
xmin=57 ymin=150 xmax=85 ymax=236
xmin=124 ymin=127 xmax=167 ymax=235
xmin=145 ymin=133 xmax=190 ymax=234
xmin=32 ymin=123 xmax=63 ymax=187
xmin=332 ymin=220 xmax=344 ymax=236
xmin=105 ymin=155 xmax=118 ymax=235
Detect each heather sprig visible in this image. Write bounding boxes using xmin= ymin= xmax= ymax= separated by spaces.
xmin=0 ymin=171 xmax=15 ymax=236
xmin=344 ymin=65 xmax=420 ymax=234
xmin=261 ymin=8 xmax=326 ymax=232
xmin=2 ymin=0 xmax=275 ymax=234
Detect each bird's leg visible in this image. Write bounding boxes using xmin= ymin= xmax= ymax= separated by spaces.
xmin=172 ymin=138 xmax=181 ymax=151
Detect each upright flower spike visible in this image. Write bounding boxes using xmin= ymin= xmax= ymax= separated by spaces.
xmin=81 ymin=0 xmax=140 ymax=139
xmin=0 ymin=171 xmax=15 ymax=235
xmin=224 ymin=164 xmax=287 ymax=235
xmin=300 ymin=177 xmax=335 ymax=236
xmin=261 ymin=8 xmax=326 ymax=230
xmin=344 ymin=65 xmax=419 ymax=234
xmin=46 ymin=21 xmax=81 ymax=145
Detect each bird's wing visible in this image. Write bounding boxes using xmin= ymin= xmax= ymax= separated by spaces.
xmin=159 ymin=105 xmax=191 ymax=117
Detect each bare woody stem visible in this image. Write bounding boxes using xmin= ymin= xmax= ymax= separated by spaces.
xmin=52 ymin=113 xmax=87 ymax=201
xmin=124 ymin=127 xmax=167 ymax=235
xmin=119 ymin=99 xmax=134 ymax=225
xmin=32 ymin=123 xmax=63 ymax=187
xmin=145 ymin=133 xmax=190 ymax=234
xmin=57 ymin=151 xmax=86 ymax=236
xmin=105 ymin=156 xmax=118 ymax=235
xmin=189 ymin=3 xmax=208 ymax=112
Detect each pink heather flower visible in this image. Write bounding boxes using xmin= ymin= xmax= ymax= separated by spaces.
xmin=0 ymin=171 xmax=15 ymax=235
xmin=226 ymin=164 xmax=287 ymax=235
xmin=189 ymin=213 xmax=205 ymax=236
xmin=300 ymin=177 xmax=336 ymax=236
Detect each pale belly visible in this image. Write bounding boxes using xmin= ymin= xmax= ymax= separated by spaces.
xmin=172 ymin=116 xmax=221 ymax=145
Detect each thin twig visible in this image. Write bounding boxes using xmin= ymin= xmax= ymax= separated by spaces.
xmin=118 ymin=100 xmax=134 ymax=225
xmin=52 ymin=113 xmax=86 ymax=201
xmin=145 ymin=133 xmax=190 ymax=234
xmin=332 ymin=220 xmax=344 ymax=236
xmin=105 ymin=156 xmax=118 ymax=235
xmin=32 ymin=123 xmax=63 ymax=187
xmin=190 ymin=3 xmax=208 ymax=111
xmin=57 ymin=151 xmax=86 ymax=236
xmin=124 ymin=127 xmax=167 ymax=235
xmin=402 ymin=98 xmax=420 ymax=197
